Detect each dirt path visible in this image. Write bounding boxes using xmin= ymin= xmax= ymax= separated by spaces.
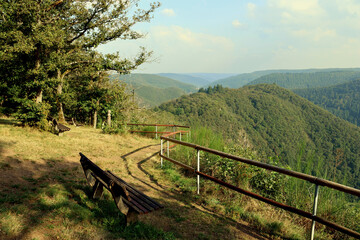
xmin=114 ymin=144 xmax=270 ymax=240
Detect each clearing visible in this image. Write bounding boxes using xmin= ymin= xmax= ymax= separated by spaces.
xmin=0 ymin=118 xmax=269 ymax=240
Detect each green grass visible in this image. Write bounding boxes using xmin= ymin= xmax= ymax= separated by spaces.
xmin=0 ymin=118 xmax=175 ymax=240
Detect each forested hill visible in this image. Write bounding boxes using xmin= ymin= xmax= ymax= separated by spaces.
xmin=157 ymin=73 xmax=210 ymax=87
xmin=110 ymin=73 xmax=198 ymax=107
xmin=208 ymin=68 xmax=360 ymax=89
xmin=294 ymin=80 xmax=360 ymax=126
xmin=111 ymin=73 xmax=197 ymax=93
xmin=246 ymin=71 xmax=360 ymax=89
xmin=158 ymin=84 xmax=360 ymax=189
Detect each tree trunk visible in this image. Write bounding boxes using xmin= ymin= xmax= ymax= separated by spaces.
xmin=107 ymin=110 xmax=111 ymax=127
xmin=56 ymin=69 xmax=70 ymax=124
xmin=93 ymin=110 xmax=97 ymax=129
xmin=35 ymin=89 xmax=43 ymax=103
xmin=35 ymin=47 xmax=42 ymax=103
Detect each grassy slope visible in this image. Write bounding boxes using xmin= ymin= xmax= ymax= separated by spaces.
xmin=294 ymin=80 xmax=360 ymax=126
xmin=158 ymin=85 xmax=360 ymax=189
xmin=0 ymin=118 xmax=268 ymax=240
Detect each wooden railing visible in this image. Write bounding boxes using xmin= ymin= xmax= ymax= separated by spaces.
xmin=159 ymin=136 xmax=360 ymax=240
xmin=127 ymin=123 xmax=190 ymax=139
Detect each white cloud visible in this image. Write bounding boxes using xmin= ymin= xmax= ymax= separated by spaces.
xmin=145 ymin=26 xmax=236 ymax=72
xmin=336 ymin=0 xmax=360 ymax=16
xmin=268 ymin=0 xmax=323 ymax=16
xmin=232 ymin=19 xmax=243 ymax=28
xmin=247 ymin=3 xmax=256 ymax=11
xmin=292 ymin=28 xmax=337 ymax=41
xmin=161 ymin=8 xmax=175 ymax=17
xmin=247 ymin=3 xmax=256 ymax=16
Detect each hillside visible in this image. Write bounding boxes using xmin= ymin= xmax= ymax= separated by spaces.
xmin=111 ymin=73 xmax=198 ymax=93
xmin=135 ymin=85 xmax=186 ymax=107
xmin=246 ymin=71 xmax=360 ymax=89
xmin=110 ymin=73 xmax=197 ymax=107
xmin=158 ymin=84 xmax=360 ymax=189
xmin=294 ymin=80 xmax=360 ymax=126
xmin=210 ymin=68 xmax=360 ymax=89
xmin=157 ymin=73 xmax=210 ymax=87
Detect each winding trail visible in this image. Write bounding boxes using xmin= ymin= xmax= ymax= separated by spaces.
xmin=115 ymin=144 xmax=270 ymax=240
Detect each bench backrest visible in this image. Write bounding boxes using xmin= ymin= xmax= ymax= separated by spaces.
xmin=79 ymin=153 xmax=163 ymax=214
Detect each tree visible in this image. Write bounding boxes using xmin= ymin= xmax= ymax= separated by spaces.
xmin=0 ymin=0 xmax=160 ymax=126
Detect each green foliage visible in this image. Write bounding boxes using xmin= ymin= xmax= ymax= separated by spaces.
xmin=198 ymin=84 xmax=225 ymax=94
xmin=102 ymin=121 xmax=127 ymax=135
xmin=249 ymin=168 xmax=285 ymax=200
xmin=294 ymin=79 xmax=360 ymax=126
xmin=13 ymin=100 xmax=51 ymax=130
xmin=159 ymin=84 xmax=360 ymax=190
xmin=0 ymin=0 xmax=160 ymax=128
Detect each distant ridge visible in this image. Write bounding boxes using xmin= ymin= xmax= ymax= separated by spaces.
xmin=209 ymin=68 xmax=360 ymax=89
xmin=157 ymin=73 xmax=210 ymax=87
xmin=246 ymin=71 xmax=360 ymax=89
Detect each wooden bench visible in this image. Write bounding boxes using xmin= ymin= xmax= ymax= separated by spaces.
xmin=52 ymin=119 xmax=70 ymax=136
xmin=79 ymin=153 xmax=163 ymax=225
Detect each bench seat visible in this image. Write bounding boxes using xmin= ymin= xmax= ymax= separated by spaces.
xmin=79 ymin=153 xmax=163 ymax=225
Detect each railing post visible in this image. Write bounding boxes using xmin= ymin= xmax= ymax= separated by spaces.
xmin=167 ymin=140 xmax=169 ymax=157
xmin=160 ymin=139 xmax=163 ymax=168
xmin=155 ymin=125 xmax=158 ymax=139
xmin=197 ymin=149 xmax=200 ymax=195
xmin=180 ymin=132 xmax=182 ymax=141
xmin=310 ymin=184 xmax=320 ymax=240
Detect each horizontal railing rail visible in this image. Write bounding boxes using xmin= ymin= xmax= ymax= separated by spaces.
xmin=160 ymin=136 xmax=360 ymax=239
xmin=127 ymin=123 xmax=190 ymax=139
xmin=127 ymin=123 xmax=190 ymax=128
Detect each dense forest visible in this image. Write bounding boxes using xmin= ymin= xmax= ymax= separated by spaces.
xmin=158 ymin=84 xmax=360 ymax=189
xmin=294 ymin=80 xmax=360 ymax=126
xmin=247 ymin=71 xmax=360 ymax=89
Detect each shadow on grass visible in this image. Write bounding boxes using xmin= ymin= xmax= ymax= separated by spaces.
xmin=0 ymin=142 xmax=269 ymax=240
xmin=0 ymin=155 xmax=175 ymax=240
xmin=120 ymin=145 xmax=270 ymax=240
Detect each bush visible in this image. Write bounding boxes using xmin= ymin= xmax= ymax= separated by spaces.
xmin=102 ymin=121 xmax=127 ymax=134
xmin=14 ymin=100 xmax=51 ymax=130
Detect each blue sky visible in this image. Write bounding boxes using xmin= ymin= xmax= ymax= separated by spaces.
xmin=97 ymin=0 xmax=360 ymax=74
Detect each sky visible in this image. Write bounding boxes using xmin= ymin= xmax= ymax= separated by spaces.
xmin=97 ymin=0 xmax=360 ymax=74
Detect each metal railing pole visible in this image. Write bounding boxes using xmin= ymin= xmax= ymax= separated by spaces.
xmin=180 ymin=132 xmax=182 ymax=141
xmin=160 ymin=139 xmax=163 ymax=168
xmin=310 ymin=184 xmax=320 ymax=240
xmin=197 ymin=149 xmax=200 ymax=195
xmin=167 ymin=141 xmax=169 ymax=157
xmin=156 ymin=125 xmax=158 ymax=139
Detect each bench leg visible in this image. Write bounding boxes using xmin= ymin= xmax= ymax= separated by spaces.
xmin=126 ymin=209 xmax=139 ymax=226
xmin=92 ymin=180 xmax=104 ymax=199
